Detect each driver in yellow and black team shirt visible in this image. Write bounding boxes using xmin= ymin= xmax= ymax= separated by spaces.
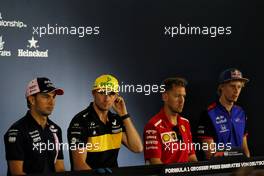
xmin=68 ymin=74 xmax=143 ymax=171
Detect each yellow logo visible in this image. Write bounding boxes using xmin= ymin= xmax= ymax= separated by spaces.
xmin=181 ymin=125 xmax=186 ymax=132
xmin=162 ymin=134 xmax=170 ymax=142
xmin=171 ymin=132 xmax=177 ymax=141
xmin=93 ymin=74 xmax=119 ymax=92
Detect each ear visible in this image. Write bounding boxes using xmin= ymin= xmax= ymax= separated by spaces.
xmin=162 ymin=92 xmax=168 ymax=102
xmin=219 ymin=84 xmax=224 ymax=91
xmin=92 ymin=90 xmax=96 ymax=97
xmin=28 ymin=95 xmax=35 ymax=106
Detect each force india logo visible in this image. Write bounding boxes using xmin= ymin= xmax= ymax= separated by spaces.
xmin=17 ymin=36 xmax=48 ymax=58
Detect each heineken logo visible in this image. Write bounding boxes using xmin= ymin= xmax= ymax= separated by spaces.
xmin=17 ymin=36 xmax=48 ymax=58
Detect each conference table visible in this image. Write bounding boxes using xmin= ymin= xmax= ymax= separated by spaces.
xmin=28 ymin=156 xmax=264 ymax=176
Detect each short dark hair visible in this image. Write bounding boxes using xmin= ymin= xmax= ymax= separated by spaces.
xmin=163 ymin=77 xmax=188 ymax=91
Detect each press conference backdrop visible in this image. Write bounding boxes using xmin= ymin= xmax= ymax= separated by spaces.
xmin=0 ymin=0 xmax=263 ymax=175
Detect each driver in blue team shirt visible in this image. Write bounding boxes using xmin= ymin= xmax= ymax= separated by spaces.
xmin=196 ymin=68 xmax=250 ymax=159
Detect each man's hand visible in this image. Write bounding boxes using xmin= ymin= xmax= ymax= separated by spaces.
xmin=112 ymin=96 xmax=143 ymax=153
xmin=8 ymin=160 xmax=26 ymax=175
xmin=112 ymin=96 xmax=128 ymax=116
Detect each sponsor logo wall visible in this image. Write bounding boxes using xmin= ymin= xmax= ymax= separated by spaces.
xmin=0 ymin=12 xmax=49 ymax=58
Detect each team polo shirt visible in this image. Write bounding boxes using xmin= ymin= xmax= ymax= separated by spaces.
xmin=144 ymin=108 xmax=195 ymax=164
xmin=196 ymin=101 xmax=248 ymax=148
xmin=67 ymin=102 xmax=124 ymax=169
xmin=4 ymin=111 xmax=63 ymax=175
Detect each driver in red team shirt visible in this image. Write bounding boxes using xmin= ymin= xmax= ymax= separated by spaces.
xmin=144 ymin=77 xmax=197 ymax=164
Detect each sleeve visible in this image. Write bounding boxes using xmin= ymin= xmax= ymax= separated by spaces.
xmin=57 ymin=127 xmax=64 ymax=160
xmin=196 ymin=110 xmax=216 ymax=140
xmin=117 ymin=115 xmax=126 ymax=133
xmin=244 ymin=114 xmax=248 ymax=136
xmin=67 ymin=117 xmax=87 ymax=148
xmin=4 ymin=127 xmax=25 ymax=160
xmin=143 ymin=123 xmax=162 ymax=160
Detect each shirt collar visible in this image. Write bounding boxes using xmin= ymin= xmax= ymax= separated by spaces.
xmin=159 ymin=107 xmax=182 ymax=127
xmin=88 ymin=102 xmax=115 ymax=121
xmin=216 ymin=100 xmax=234 ymax=114
xmin=25 ymin=110 xmax=50 ymax=129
